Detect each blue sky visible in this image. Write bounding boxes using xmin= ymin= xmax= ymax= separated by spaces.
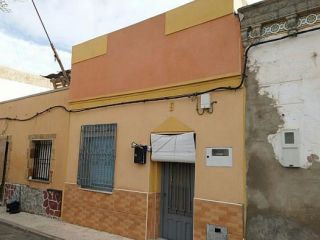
xmin=0 ymin=0 xmax=259 ymax=76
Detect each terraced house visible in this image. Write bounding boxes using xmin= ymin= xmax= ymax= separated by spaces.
xmin=0 ymin=0 xmax=246 ymax=239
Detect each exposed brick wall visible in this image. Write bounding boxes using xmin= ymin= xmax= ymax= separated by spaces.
xmin=194 ymin=198 xmax=244 ymax=240
xmin=62 ymin=184 xmax=148 ymax=240
xmin=146 ymin=193 xmax=161 ymax=240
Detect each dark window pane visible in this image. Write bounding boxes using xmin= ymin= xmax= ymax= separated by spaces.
xmin=285 ymin=132 xmax=295 ymax=144
xmin=32 ymin=140 xmax=52 ymax=181
xmin=212 ymin=149 xmax=229 ymax=156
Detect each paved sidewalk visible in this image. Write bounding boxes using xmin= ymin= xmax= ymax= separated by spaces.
xmin=0 ymin=221 xmax=52 ymax=240
xmin=0 ymin=207 xmax=131 ymax=240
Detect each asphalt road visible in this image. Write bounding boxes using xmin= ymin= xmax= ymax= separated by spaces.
xmin=0 ymin=221 xmax=53 ymax=240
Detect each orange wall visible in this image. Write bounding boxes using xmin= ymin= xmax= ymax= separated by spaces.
xmin=70 ymin=14 xmax=242 ymax=101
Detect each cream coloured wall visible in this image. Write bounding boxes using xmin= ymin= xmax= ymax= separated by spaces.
xmin=0 ymin=89 xmax=70 ymax=190
xmin=65 ymin=88 xmax=245 ymax=204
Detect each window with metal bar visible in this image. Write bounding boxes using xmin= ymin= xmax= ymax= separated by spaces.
xmin=31 ymin=140 xmax=52 ymax=181
xmin=77 ymin=124 xmax=117 ymax=192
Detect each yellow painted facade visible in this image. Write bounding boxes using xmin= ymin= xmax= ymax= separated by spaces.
xmin=0 ymin=89 xmax=70 ymax=190
xmin=65 ymin=89 xmax=245 ymax=203
xmin=0 ymin=0 xmax=246 ymax=238
xmin=165 ymin=0 xmax=233 ymax=34
xmin=72 ymin=35 xmax=108 ymax=64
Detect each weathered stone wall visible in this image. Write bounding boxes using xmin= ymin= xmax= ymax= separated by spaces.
xmin=239 ymin=0 xmax=320 ymax=29
xmin=239 ymin=1 xmax=320 ymax=239
xmin=239 ymin=0 xmax=320 ymax=46
xmin=4 ymin=183 xmax=62 ymax=218
xmin=245 ymin=70 xmax=320 ymax=239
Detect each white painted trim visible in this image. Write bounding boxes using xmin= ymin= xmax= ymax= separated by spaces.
xmin=79 ymin=187 xmax=113 ymax=195
xmin=64 ymin=182 xmax=76 ymax=185
xmin=114 ymin=188 xmax=149 ymax=194
xmin=194 ymin=197 xmax=243 ymax=206
xmin=64 ymin=184 xmax=149 ymax=195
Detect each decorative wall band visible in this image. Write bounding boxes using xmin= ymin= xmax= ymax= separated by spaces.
xmin=248 ymin=12 xmax=320 ymax=39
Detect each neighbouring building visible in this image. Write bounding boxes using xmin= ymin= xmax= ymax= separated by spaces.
xmin=1 ymin=0 xmax=246 ymax=239
xmin=0 ymin=88 xmax=69 ymax=218
xmin=0 ymin=66 xmax=52 ymax=102
xmin=239 ymin=0 xmax=320 ymax=239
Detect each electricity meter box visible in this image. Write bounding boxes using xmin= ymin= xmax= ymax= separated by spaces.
xmin=206 ymin=147 xmax=233 ymax=167
xmin=281 ymin=129 xmax=300 ymax=167
xmin=134 ymin=146 xmax=147 ymax=164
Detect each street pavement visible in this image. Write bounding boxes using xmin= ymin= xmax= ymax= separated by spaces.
xmin=0 ymin=207 xmax=130 ymax=240
xmin=0 ymin=221 xmax=53 ymax=240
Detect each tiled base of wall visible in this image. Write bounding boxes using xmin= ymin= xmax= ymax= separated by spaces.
xmin=63 ymin=185 xmax=244 ymax=240
xmin=146 ymin=193 xmax=161 ymax=239
xmin=63 ymin=184 xmax=151 ymax=240
xmin=194 ymin=198 xmax=244 ymax=240
xmin=4 ymin=183 xmax=62 ymax=218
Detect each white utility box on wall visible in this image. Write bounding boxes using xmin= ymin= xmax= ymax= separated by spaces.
xmin=206 ymin=147 xmax=233 ymax=167
xmin=281 ymin=129 xmax=300 ymax=167
xmin=200 ymin=93 xmax=211 ymax=109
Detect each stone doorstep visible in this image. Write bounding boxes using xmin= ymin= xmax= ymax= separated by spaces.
xmin=0 ymin=217 xmax=62 ymax=240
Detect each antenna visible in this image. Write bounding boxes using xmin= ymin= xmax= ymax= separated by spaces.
xmin=31 ymin=0 xmax=70 ymax=86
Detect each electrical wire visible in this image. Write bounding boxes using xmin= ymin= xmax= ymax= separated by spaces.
xmin=1 ymin=26 xmax=320 ymax=122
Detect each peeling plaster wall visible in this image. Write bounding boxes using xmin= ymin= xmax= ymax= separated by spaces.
xmin=246 ymin=31 xmax=320 ymax=239
xmin=250 ymin=31 xmax=320 ymax=168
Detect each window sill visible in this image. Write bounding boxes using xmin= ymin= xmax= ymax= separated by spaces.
xmin=28 ymin=178 xmax=50 ymax=184
xmin=78 ymin=187 xmax=113 ymax=195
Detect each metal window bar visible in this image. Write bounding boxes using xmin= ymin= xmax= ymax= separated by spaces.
xmin=168 ymin=162 xmax=194 ymax=217
xmin=32 ymin=140 xmax=52 ymax=181
xmin=77 ymin=124 xmax=117 ymax=192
